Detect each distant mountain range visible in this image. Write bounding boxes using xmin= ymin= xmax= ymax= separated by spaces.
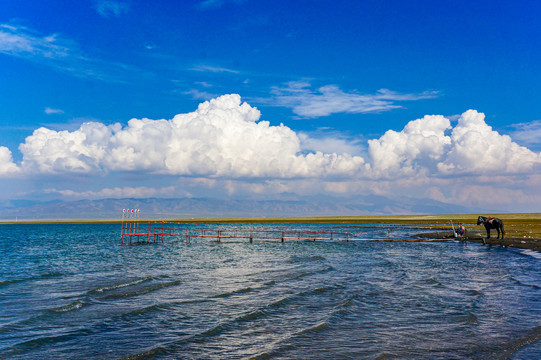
xmin=0 ymin=195 xmax=482 ymax=221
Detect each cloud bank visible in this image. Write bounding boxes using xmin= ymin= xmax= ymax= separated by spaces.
xmin=17 ymin=95 xmax=365 ymax=178
xmin=2 ymin=94 xmax=540 ymax=210
xmin=7 ymin=95 xmax=541 ymax=181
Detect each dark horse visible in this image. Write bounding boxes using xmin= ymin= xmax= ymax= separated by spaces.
xmin=477 ymin=216 xmax=505 ymax=240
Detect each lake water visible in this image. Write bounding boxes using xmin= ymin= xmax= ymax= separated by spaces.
xmin=0 ymin=223 xmax=540 ymax=359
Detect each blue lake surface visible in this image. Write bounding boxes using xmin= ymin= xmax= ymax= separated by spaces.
xmin=0 ymin=223 xmax=540 ymax=359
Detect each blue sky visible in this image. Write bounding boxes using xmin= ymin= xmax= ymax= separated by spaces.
xmin=1 ymin=0 xmax=541 ymax=213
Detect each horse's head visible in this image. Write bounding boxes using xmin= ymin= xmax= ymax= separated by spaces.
xmin=477 ymin=216 xmax=484 ymax=225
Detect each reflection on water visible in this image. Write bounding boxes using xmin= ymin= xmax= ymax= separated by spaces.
xmin=0 ymin=223 xmax=539 ymax=359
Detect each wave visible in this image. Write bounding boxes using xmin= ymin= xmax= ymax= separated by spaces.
xmin=497 ymin=325 xmax=541 ymax=359
xmin=375 ymin=352 xmax=400 ymax=359
xmin=509 ymin=276 xmax=541 ymax=290
xmin=250 ymin=292 xmax=352 ymax=359
xmin=424 ymin=278 xmax=443 ymax=286
xmin=122 ymin=298 xmax=214 ymax=320
xmin=119 ymin=285 xmax=337 ymax=359
xmin=463 ymin=313 xmax=478 ymax=326
xmin=517 ymin=249 xmax=541 ymax=259
xmin=294 ymin=321 xmax=330 ymax=336
xmin=0 ymin=279 xmax=15 ymax=287
xmin=0 ymin=297 xmax=90 ymax=334
xmin=103 ymin=280 xmax=181 ymax=299
xmin=287 ymin=255 xmax=326 ymax=263
xmin=463 ymin=289 xmax=484 ymax=296
xmin=38 ymin=271 xmax=64 ymax=279
xmin=328 ymin=297 xmax=356 ymax=318
xmin=0 ymin=272 xmax=64 ymax=288
xmin=287 ymin=265 xmax=334 ymax=281
xmin=250 ymin=320 xmax=332 ymax=359
xmin=123 ymin=303 xmax=164 ymax=318
xmin=89 ymin=276 xmax=154 ymax=294
xmin=264 ymin=286 xmax=336 ymax=313
xmin=1 ymin=327 xmax=97 ymax=357
xmin=213 ymin=286 xmax=253 ymax=298
xmin=49 ymin=300 xmax=86 ymax=313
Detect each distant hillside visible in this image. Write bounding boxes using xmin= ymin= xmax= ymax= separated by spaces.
xmin=0 ymin=195 xmax=479 ymax=221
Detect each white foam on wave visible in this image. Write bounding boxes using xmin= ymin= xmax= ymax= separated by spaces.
xmin=519 ymin=249 xmax=541 ymax=259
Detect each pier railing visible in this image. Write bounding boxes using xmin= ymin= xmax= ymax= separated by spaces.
xmin=120 ymin=210 xmax=350 ymax=245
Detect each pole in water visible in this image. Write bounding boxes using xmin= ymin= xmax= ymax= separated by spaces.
xmin=121 ymin=209 xmax=126 ymax=244
xmin=450 ymin=220 xmax=457 ymax=238
xmin=136 ymin=209 xmax=140 ymax=234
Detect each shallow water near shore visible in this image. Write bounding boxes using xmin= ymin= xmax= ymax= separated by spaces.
xmin=0 ymin=223 xmax=540 ymax=359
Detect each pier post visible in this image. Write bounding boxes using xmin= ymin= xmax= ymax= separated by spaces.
xmin=136 ymin=209 xmax=139 ymax=234
xmin=249 ymin=230 xmax=253 ymax=243
xmin=217 ymin=230 xmax=221 ymax=243
xmin=121 ymin=209 xmax=126 ymax=244
xmin=281 ymin=231 xmax=284 ymax=243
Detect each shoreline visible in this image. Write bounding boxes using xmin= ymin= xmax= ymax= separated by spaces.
xmin=2 ymin=214 xmax=539 ymax=252
xmin=415 ymin=229 xmax=541 ymax=252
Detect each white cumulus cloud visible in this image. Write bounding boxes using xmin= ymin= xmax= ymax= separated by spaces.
xmin=437 ymin=110 xmax=541 ymax=174
xmin=0 ymin=146 xmax=19 ymax=175
xmin=18 ymin=94 xmax=366 ymax=178
xmin=4 ymin=96 xmax=541 ymax=210
xmin=368 ymin=110 xmax=541 ymax=178
xmin=19 ymin=123 xmax=115 ymax=173
xmin=7 ymin=97 xmax=541 ymax=188
xmin=368 ymin=115 xmax=452 ymax=177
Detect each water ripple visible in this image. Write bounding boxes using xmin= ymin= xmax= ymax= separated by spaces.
xmin=1 ymin=223 xmax=539 ymax=360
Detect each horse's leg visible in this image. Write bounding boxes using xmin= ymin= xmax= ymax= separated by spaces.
xmin=500 ymin=224 xmax=505 ymax=239
xmin=496 ymin=227 xmax=500 ymax=239
xmin=486 ymin=227 xmax=491 ymax=239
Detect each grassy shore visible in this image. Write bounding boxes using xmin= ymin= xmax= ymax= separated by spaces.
xmin=2 ymin=213 xmax=540 ymax=251
xmin=2 ymin=213 xmax=540 ymax=239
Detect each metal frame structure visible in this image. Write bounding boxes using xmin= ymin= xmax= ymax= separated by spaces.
xmin=120 ymin=209 xmax=350 ymax=245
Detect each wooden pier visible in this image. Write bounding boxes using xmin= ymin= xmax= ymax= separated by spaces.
xmin=120 ymin=209 xmax=351 ymax=245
